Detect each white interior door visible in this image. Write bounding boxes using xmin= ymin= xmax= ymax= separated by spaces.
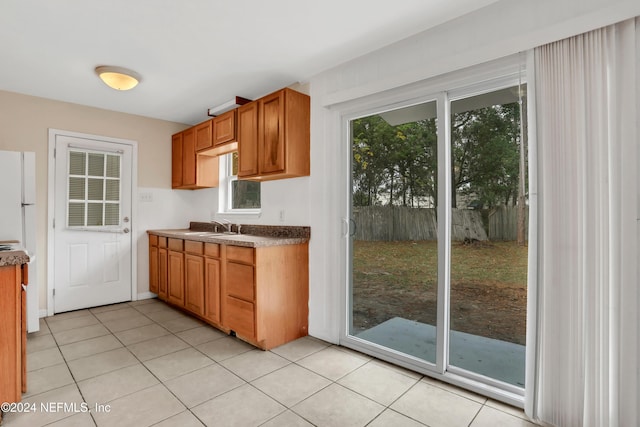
xmin=53 ymin=134 xmax=133 ymax=313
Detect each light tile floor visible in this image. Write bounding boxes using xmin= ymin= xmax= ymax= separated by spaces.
xmin=2 ymin=299 xmax=539 ymax=427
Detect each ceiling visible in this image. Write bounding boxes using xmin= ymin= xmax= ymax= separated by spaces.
xmin=0 ymin=0 xmax=498 ymax=125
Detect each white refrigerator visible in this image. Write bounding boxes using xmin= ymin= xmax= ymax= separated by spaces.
xmin=0 ymin=150 xmax=39 ymax=332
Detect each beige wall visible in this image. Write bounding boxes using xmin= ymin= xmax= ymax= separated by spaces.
xmin=0 ymin=89 xmax=189 ymax=311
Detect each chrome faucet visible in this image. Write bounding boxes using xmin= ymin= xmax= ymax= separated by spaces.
xmin=210 ymin=219 xmax=232 ymax=233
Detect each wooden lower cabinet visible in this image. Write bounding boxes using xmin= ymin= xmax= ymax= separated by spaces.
xmin=185 ymin=253 xmax=204 ymax=316
xmin=225 ymin=296 xmax=255 ymax=338
xmin=158 ymin=246 xmax=168 ymax=300
xmin=204 ymin=256 xmax=221 ymax=324
xmin=0 ymin=263 xmax=28 ymax=414
xmin=167 ymin=251 xmax=185 ymax=307
xmin=222 ymin=243 xmax=309 ymax=350
xmin=150 ymin=235 xmax=169 ymax=300
xmin=148 ymin=233 xmax=308 ymax=350
xmin=149 ymin=235 xmax=159 ymax=294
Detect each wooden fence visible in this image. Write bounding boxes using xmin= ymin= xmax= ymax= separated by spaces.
xmin=353 ymin=206 xmax=487 ymax=241
xmin=488 ymin=206 xmax=529 ymax=241
xmin=352 ymin=205 xmax=527 ymax=241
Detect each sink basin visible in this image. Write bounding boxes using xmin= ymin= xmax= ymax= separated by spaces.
xmin=182 ymin=231 xmax=223 ymax=236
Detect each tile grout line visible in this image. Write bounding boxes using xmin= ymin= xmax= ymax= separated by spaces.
xmin=42 ymin=315 xmax=99 ymax=427
xmin=120 ymin=303 xmax=238 ymax=426
xmin=31 ymin=300 xmax=529 ymax=427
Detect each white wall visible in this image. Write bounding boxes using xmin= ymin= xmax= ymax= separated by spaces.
xmin=0 ymin=88 xmax=313 ymax=311
xmin=3 ymin=0 xmax=638 ymax=334
xmin=0 ymin=90 xmax=190 ymax=312
xmin=305 ymin=0 xmax=640 ymax=343
xmin=135 ymin=187 xmax=217 ymax=298
xmin=135 ymin=177 xmax=311 ymax=299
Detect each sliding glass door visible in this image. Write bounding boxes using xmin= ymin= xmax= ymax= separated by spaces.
xmin=345 ymin=78 xmax=529 ymax=397
xmin=349 ymin=100 xmax=439 ymax=364
xmin=448 ymin=86 xmax=528 ymax=388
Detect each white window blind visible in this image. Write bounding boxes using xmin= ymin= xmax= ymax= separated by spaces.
xmin=67 ymin=149 xmax=122 ymax=228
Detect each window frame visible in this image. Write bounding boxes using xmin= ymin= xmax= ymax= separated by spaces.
xmin=218 ymin=152 xmax=261 ymax=215
xmin=336 ymin=52 xmax=537 ymax=408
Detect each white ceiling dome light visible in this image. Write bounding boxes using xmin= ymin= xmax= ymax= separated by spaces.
xmin=95 ymin=66 xmax=141 ymax=91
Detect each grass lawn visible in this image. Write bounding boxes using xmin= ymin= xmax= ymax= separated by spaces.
xmin=352 ymin=240 xmax=528 ymax=344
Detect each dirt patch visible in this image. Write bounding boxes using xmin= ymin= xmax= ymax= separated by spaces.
xmin=352 ymin=240 xmax=527 ymax=345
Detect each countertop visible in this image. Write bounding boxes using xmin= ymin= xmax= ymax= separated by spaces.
xmin=147 ymin=228 xmax=310 ymax=248
xmin=0 ymin=247 xmax=31 ymax=267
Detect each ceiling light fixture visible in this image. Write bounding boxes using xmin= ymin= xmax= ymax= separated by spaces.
xmin=95 ymin=66 xmax=141 ymax=91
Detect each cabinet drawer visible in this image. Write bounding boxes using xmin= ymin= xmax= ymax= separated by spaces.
xmin=168 ymin=238 xmax=183 ymax=251
xmin=204 ymin=243 xmax=220 ymax=258
xmin=226 ymin=296 xmax=255 ymax=338
xmin=149 ymin=235 xmax=158 ymax=246
xmin=227 ymin=262 xmax=254 ymax=301
xmin=184 ymin=240 xmax=203 ymax=255
xmin=158 ymin=237 xmax=167 ymax=248
xmin=226 ymin=246 xmax=254 ymax=264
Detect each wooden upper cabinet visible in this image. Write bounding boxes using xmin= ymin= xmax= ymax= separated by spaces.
xmin=172 ymin=126 xmax=219 ymax=190
xmin=237 ymin=87 xmax=310 ymax=181
xmin=171 ymin=133 xmax=183 ymax=188
xmin=237 ymin=102 xmax=259 ymax=177
xmin=260 ymin=91 xmax=286 ymax=175
xmin=213 ymin=110 xmax=236 ymax=147
xmin=182 ymin=128 xmax=196 ymax=187
xmin=171 ymin=86 xmax=308 ymax=188
xmin=195 ymin=119 xmax=214 ymax=152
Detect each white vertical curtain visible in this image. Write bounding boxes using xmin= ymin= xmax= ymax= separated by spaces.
xmin=529 ymin=18 xmax=639 ymax=426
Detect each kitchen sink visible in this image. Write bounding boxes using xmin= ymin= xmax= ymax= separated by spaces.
xmin=181 ymin=231 xmax=224 ymax=236
xmin=182 ymin=231 xmax=244 ymax=236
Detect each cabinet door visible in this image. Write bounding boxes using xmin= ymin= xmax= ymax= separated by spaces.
xmin=195 ymin=120 xmax=213 ymax=152
xmin=259 ymin=90 xmax=286 ymax=175
xmin=226 ymin=262 xmax=254 ymax=302
xmin=213 ymin=110 xmax=236 ymax=146
xmin=158 ymin=248 xmax=168 ymax=300
xmin=168 ymin=250 xmax=184 ymax=307
xmin=204 ymin=257 xmax=221 ymax=324
xmin=171 ymin=133 xmax=183 ymax=188
xmin=237 ymin=102 xmax=259 ymax=177
xmin=185 ymin=254 xmax=204 ymax=316
xmin=182 ymin=128 xmax=196 ymax=186
xmin=0 ymin=265 xmax=22 ymax=403
xmin=225 ymin=296 xmax=255 ymax=339
xmin=149 ymin=243 xmax=159 ymax=294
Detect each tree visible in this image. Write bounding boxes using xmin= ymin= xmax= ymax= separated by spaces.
xmin=451 ymin=103 xmax=521 ymax=209
xmin=352 ymin=116 xmax=437 ymax=208
xmin=352 ymin=101 xmax=524 ymax=215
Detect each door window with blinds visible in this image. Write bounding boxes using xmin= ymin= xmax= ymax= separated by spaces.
xmin=67 ymin=149 xmax=121 ymax=228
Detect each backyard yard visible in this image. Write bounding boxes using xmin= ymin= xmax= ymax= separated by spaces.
xmin=352 ymin=240 xmax=528 ymax=345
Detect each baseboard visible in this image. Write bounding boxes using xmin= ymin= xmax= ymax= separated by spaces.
xmin=39 ymin=309 xmax=48 ymax=318
xmin=137 ymin=292 xmax=158 ymax=301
